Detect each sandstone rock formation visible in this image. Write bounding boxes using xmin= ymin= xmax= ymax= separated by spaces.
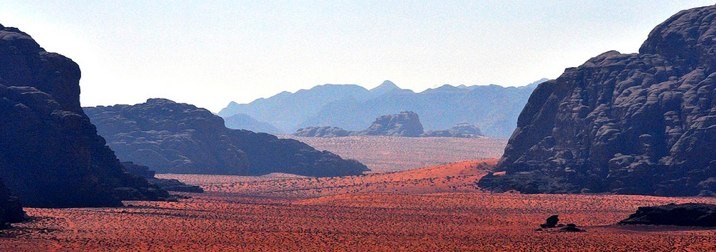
xmin=356 ymin=111 xmax=424 ymax=137
xmin=0 ymin=24 xmax=169 ymax=207
xmin=619 ymin=203 xmax=716 ymax=227
xmin=478 ymin=5 xmax=716 ymax=197
xmin=85 ymin=99 xmax=368 ymax=176
xmin=0 ymin=180 xmax=24 ymax=229
xmin=122 ymin=162 xmax=203 ymax=193
xmin=421 ymin=123 xmax=483 ymax=138
xmin=294 ymin=126 xmax=351 ymax=137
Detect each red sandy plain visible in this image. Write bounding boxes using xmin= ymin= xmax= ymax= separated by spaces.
xmin=1 ymin=159 xmax=715 ymax=251
xmin=285 ymin=135 xmax=507 ymax=173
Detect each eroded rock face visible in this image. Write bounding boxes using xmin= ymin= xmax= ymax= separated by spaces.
xmin=357 ymin=111 xmax=424 ymax=137
xmin=85 ymin=99 xmax=369 ymax=177
xmin=478 ymin=5 xmax=716 ymax=196
xmin=619 ymin=203 xmax=716 ymax=227
xmin=0 ymin=179 xmax=24 ymax=229
xmin=0 ymin=24 xmax=168 ymax=207
xmin=422 ymin=123 xmax=483 ymax=138
xmin=294 ymin=126 xmax=351 ymax=137
xmin=121 ymin=162 xmax=203 ymax=193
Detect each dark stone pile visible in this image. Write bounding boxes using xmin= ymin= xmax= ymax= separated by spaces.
xmin=536 ymin=215 xmax=586 ymax=232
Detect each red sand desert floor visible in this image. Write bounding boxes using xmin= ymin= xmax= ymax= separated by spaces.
xmin=1 ymin=160 xmax=715 ymax=251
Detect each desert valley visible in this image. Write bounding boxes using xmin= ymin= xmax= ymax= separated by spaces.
xmin=2 ymin=2 xmax=716 ymax=252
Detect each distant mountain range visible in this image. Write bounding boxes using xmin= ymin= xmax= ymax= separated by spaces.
xmin=219 ymin=79 xmax=545 ymax=138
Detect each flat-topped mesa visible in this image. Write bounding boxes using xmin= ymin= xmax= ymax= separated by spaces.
xmin=0 ymin=25 xmax=169 ymax=207
xmin=357 ymin=111 xmax=424 ymax=137
xmin=478 ymin=5 xmax=716 ymax=197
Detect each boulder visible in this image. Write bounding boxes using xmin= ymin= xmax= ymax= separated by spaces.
xmin=540 ymin=215 xmax=559 ymax=228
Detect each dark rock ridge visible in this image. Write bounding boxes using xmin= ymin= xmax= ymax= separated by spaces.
xmin=421 ymin=123 xmax=484 ymax=138
xmin=122 ymin=162 xmax=204 ymax=193
xmin=357 ymin=111 xmax=424 ymax=137
xmin=478 ymin=5 xmax=716 ymax=197
xmin=294 ymin=126 xmax=351 ymax=137
xmin=0 ymin=180 xmax=24 ymax=229
xmin=220 ymin=79 xmax=543 ymax=137
xmin=84 ymin=99 xmax=368 ymax=177
xmin=619 ymin=203 xmax=716 ymax=227
xmin=0 ymin=24 xmax=169 ymax=207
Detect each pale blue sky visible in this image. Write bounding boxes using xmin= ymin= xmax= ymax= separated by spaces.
xmin=1 ymin=1 xmax=713 ymax=111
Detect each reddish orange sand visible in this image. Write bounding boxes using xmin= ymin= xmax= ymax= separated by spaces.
xmin=286 ymin=136 xmax=507 ymax=172
xmin=1 ymin=160 xmax=715 ymax=251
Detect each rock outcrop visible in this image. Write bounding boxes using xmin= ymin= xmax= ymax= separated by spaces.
xmin=294 ymin=126 xmax=351 ymax=137
xmin=356 ymin=111 xmax=424 ymax=137
xmin=421 ymin=123 xmax=483 ymax=138
xmin=84 ymin=99 xmax=368 ymax=176
xmin=619 ymin=203 xmax=716 ymax=227
xmin=122 ymin=162 xmax=204 ymax=193
xmin=478 ymin=5 xmax=716 ymax=196
xmin=0 ymin=24 xmax=169 ymax=207
xmin=0 ymin=180 xmax=24 ymax=229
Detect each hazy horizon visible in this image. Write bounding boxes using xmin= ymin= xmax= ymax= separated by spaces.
xmin=2 ymin=1 xmax=713 ymax=112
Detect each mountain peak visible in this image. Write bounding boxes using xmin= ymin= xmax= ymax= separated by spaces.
xmin=371 ymin=80 xmax=400 ymax=92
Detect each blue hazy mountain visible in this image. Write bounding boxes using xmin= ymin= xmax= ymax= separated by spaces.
xmin=219 ymin=79 xmax=545 ymax=138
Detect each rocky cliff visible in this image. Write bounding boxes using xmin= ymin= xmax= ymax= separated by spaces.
xmin=357 ymin=111 xmax=424 ymax=137
xmin=85 ymin=99 xmax=368 ymax=176
xmin=0 ymin=24 xmax=169 ymax=207
xmin=0 ymin=179 xmax=24 ymax=228
xmin=478 ymin=5 xmax=716 ymax=196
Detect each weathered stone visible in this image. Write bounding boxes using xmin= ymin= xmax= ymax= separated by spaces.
xmin=355 ymin=111 xmax=424 ymax=137
xmin=0 ymin=24 xmax=169 ymax=207
xmin=85 ymin=99 xmax=369 ymax=177
xmin=619 ymin=203 xmax=716 ymax=227
xmin=478 ymin=5 xmax=716 ymax=197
